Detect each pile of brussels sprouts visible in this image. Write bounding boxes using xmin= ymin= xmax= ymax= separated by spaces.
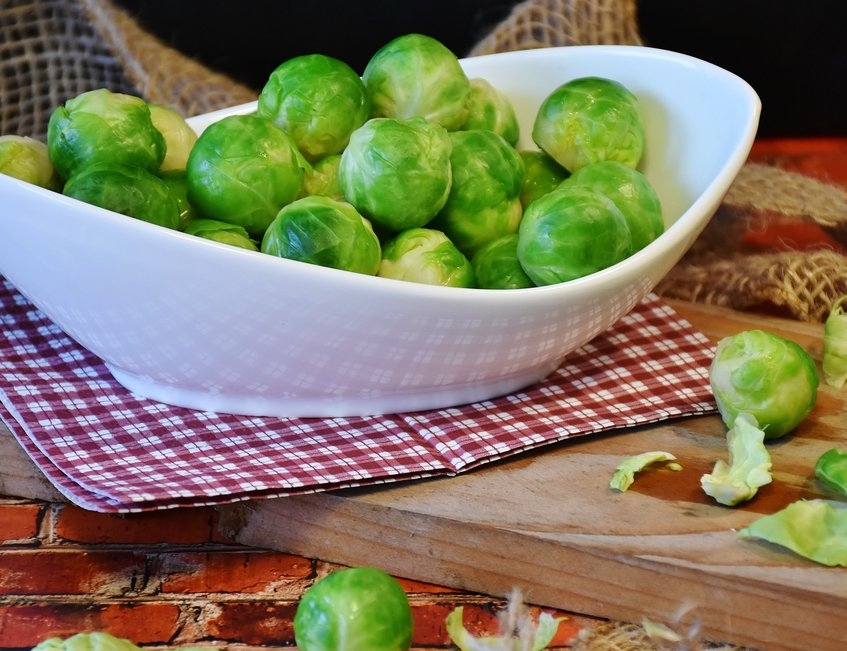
xmin=0 ymin=33 xmax=664 ymax=290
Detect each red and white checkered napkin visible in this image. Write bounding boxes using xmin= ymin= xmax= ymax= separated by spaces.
xmin=0 ymin=277 xmax=716 ymax=513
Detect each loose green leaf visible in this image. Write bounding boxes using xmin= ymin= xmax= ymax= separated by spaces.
xmin=823 ymin=294 xmax=847 ymax=388
xmin=738 ymin=499 xmax=847 ymax=566
xmin=610 ymin=450 xmax=679 ymax=492
xmin=445 ymin=604 xmax=562 ymax=651
xmin=700 ymin=412 xmax=772 ymax=506
xmin=32 ymin=632 xmax=140 ymax=651
xmin=814 ymin=448 xmax=847 ymax=495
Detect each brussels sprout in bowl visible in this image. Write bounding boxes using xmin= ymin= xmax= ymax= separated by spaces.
xmin=0 ymin=46 xmax=760 ymax=417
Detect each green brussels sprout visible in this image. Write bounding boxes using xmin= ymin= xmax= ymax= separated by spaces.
xmin=261 ymin=195 xmax=381 ymax=275
xmin=460 ymin=78 xmax=520 ymax=146
xmin=378 ymin=228 xmax=475 ymax=288
xmin=257 ymin=53 xmax=370 ymax=162
xmin=532 ymin=76 xmax=645 ymax=173
xmin=32 ymin=631 xmax=140 ymax=651
xmin=363 ymin=33 xmax=471 ymax=131
xmin=148 ymin=103 xmax=198 ymax=172
xmin=184 ymin=218 xmax=258 ymax=251
xmin=0 ymin=135 xmax=60 ymax=189
xmin=519 ymin=150 xmax=570 ymax=209
xmin=47 ymin=88 xmax=165 ymax=180
xmin=471 ymin=234 xmax=535 ymax=290
xmin=709 ymin=330 xmax=819 ymax=440
xmin=429 ymin=129 xmax=524 ymax=258
xmin=159 ymin=169 xmax=195 ymax=230
xmin=294 ymin=566 xmax=413 ymax=651
xmin=338 ymin=117 xmax=452 ymax=232
xmin=186 ymin=113 xmax=303 ymax=237
xmin=63 ymin=162 xmax=180 ymax=229
xmin=516 ymin=184 xmax=632 ymax=286
xmin=563 ymin=160 xmax=663 ymax=253
xmin=303 ymin=154 xmax=343 ymax=200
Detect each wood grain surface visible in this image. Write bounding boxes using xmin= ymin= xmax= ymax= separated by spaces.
xmin=2 ymin=300 xmax=845 ymax=651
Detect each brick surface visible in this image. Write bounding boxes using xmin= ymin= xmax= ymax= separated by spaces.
xmin=51 ymin=503 xmax=223 ymax=544
xmin=0 ymin=548 xmax=146 ymax=596
xmin=0 ymin=501 xmax=43 ymax=543
xmin=0 ymin=602 xmax=182 ymax=648
xmin=157 ymin=549 xmax=313 ymax=594
xmin=202 ymin=601 xmax=298 ymax=647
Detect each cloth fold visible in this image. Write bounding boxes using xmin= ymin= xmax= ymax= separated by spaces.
xmin=1 ymin=276 xmax=716 ymax=513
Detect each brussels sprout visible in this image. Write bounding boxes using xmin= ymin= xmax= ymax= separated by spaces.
xmin=257 ymin=53 xmax=370 ymax=162
xmin=460 ymin=78 xmax=520 ymax=146
xmin=378 ymin=228 xmax=475 ymax=288
xmin=32 ymin=631 xmax=141 ymax=651
xmin=261 ymin=195 xmax=381 ymax=275
xmin=47 ymin=88 xmax=165 ymax=180
xmin=184 ymin=218 xmax=258 ymax=251
xmin=519 ymin=150 xmax=569 ymax=209
xmin=815 ymin=448 xmax=847 ymax=495
xmin=148 ymin=103 xmax=198 ymax=172
xmin=700 ymin=412 xmax=773 ymax=506
xmin=338 ymin=117 xmax=452 ymax=232
xmin=429 ymin=129 xmax=524 ymax=258
xmin=471 ymin=234 xmax=535 ymax=290
xmin=0 ymin=135 xmax=60 ymax=189
xmin=363 ymin=33 xmax=470 ymax=131
xmin=532 ymin=76 xmax=645 ymax=173
xmin=294 ymin=566 xmax=413 ymax=651
xmin=186 ymin=113 xmax=303 ymax=237
xmin=822 ymin=294 xmax=847 ymax=388
xmin=303 ymin=154 xmax=343 ymax=200
xmin=63 ymin=162 xmax=180 ymax=229
xmin=738 ymin=499 xmax=847 ymax=567
xmin=563 ymin=160 xmax=663 ymax=252
xmin=709 ymin=330 xmax=819 ymax=440
xmin=159 ymin=169 xmax=196 ymax=229
xmin=516 ymin=184 xmax=632 ymax=286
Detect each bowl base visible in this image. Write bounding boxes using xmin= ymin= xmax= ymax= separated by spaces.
xmin=105 ymin=361 xmax=561 ymax=419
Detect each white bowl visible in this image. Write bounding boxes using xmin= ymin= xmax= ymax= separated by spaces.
xmin=0 ymin=46 xmax=760 ymax=418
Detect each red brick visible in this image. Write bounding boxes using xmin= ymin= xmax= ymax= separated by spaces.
xmin=0 ymin=549 xmax=146 ymax=596
xmin=202 ymin=600 xmax=298 ymax=646
xmin=0 ymin=502 xmax=43 ymax=542
xmin=158 ymin=549 xmax=312 ymax=594
xmin=0 ymin=602 xmax=181 ymax=648
xmin=52 ymin=503 xmax=219 ymax=544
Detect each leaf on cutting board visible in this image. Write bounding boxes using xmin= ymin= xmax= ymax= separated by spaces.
xmin=701 ymin=412 xmax=772 ymax=506
xmin=738 ymin=499 xmax=847 ymax=566
xmin=815 ymin=448 xmax=847 ymax=495
xmin=609 ymin=450 xmax=681 ymax=492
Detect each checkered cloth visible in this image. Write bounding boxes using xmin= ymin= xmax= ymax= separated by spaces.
xmin=1 ymin=276 xmax=716 ymax=512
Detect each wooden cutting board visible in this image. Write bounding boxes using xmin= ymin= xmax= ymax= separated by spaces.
xmin=2 ymin=300 xmax=845 ymax=651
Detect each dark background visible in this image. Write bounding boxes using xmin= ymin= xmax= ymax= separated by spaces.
xmin=114 ymin=0 xmax=847 ymax=138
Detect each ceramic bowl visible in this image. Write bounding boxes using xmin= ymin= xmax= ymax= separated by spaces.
xmin=0 ymin=45 xmax=760 ymax=417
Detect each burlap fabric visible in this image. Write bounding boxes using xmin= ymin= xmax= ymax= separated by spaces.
xmin=0 ymin=0 xmax=255 ymax=141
